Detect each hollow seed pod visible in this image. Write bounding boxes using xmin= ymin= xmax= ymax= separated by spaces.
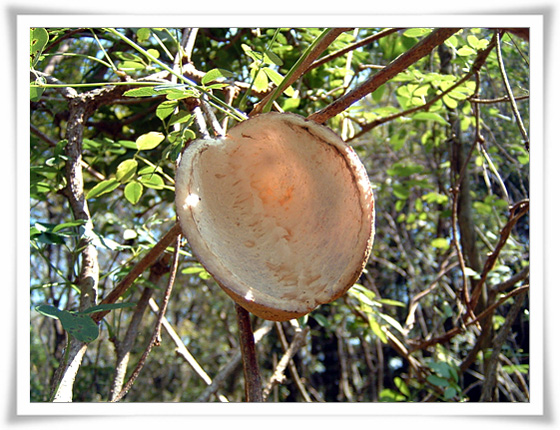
xmin=175 ymin=112 xmax=374 ymax=321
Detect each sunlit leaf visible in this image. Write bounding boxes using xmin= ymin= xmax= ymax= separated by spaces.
xmin=86 ymin=178 xmax=120 ymax=199
xmin=116 ymin=159 xmax=138 ymax=183
xmin=124 ymin=181 xmax=143 ymax=205
xmin=136 ymin=132 xmax=165 ymax=151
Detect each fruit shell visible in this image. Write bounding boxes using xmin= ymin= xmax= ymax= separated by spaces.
xmin=175 ymin=112 xmax=374 ymax=321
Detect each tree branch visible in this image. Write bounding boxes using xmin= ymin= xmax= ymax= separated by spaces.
xmin=307 ymin=28 xmax=460 ymax=124
xmin=235 ymin=304 xmax=263 ymax=402
xmin=250 ymin=28 xmax=352 ymax=116
xmin=92 ymin=222 xmax=182 ymax=323
xmin=495 ymin=31 xmax=530 ymax=151
xmin=262 ymin=326 xmax=310 ymax=401
xmin=111 ymin=235 xmax=181 ymax=402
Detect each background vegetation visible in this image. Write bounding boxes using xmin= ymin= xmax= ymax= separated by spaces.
xmin=29 ymin=26 xmax=530 ymax=402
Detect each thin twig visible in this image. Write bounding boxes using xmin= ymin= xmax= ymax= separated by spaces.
xmin=411 ymin=283 xmax=529 ymax=353
xmin=148 ymin=298 xmax=229 ymax=402
xmin=480 ymin=289 xmax=528 ymax=401
xmin=274 ymin=322 xmax=313 ymax=402
xmin=196 ymin=322 xmax=272 ymax=402
xmin=92 ymin=222 xmax=182 ymax=323
xmin=262 ymin=326 xmax=310 ymax=401
xmin=495 ymin=31 xmax=530 ymax=151
xmin=111 ymin=235 xmax=181 ymax=402
xmin=306 ymin=28 xmax=403 ymax=72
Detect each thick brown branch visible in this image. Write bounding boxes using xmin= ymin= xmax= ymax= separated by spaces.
xmin=236 ymin=304 xmax=263 ymax=402
xmin=348 ymin=37 xmax=496 ymax=141
xmin=308 ymin=28 xmax=460 ymax=124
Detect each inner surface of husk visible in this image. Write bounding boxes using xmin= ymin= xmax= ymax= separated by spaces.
xmin=176 ymin=113 xmax=372 ymax=317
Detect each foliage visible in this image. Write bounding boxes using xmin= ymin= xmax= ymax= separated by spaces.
xmin=29 ymin=27 xmax=530 ymax=403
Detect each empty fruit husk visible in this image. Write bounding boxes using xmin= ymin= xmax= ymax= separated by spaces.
xmin=175 ymin=112 xmax=375 ymax=321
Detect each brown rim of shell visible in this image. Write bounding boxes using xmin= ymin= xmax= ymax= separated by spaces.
xmin=175 ymin=112 xmax=375 ymax=321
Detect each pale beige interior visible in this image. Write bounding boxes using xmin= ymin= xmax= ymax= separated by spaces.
xmin=175 ymin=113 xmax=374 ymax=320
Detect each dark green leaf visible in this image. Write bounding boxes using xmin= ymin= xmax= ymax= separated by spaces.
xmin=58 ymin=311 xmax=99 ymax=343
xmin=35 ymin=304 xmax=62 ymax=319
xmin=427 ymin=374 xmax=449 ymax=387
xmin=79 ymin=302 xmax=136 ymax=314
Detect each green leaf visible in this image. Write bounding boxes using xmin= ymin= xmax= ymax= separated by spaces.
xmin=202 ymin=68 xmax=233 ymax=85
xmin=123 ymin=87 xmax=158 ymax=97
xmin=442 ymin=94 xmax=458 ymax=109
xmin=139 ymin=173 xmax=164 ymax=189
xmin=376 ymin=298 xmax=406 ymax=308
xmin=58 ymin=310 xmax=99 ymax=343
xmin=429 ymin=361 xmax=455 ymax=379
xmin=30 ymin=28 xmax=49 ymax=66
xmin=136 ymin=28 xmax=151 ymax=42
xmin=119 ymin=61 xmax=145 ymax=70
xmin=124 ymin=181 xmax=143 ymax=205
xmin=463 ymin=267 xmax=480 ymax=279
xmin=412 ymin=112 xmax=448 ymax=125
xmin=30 ymin=81 xmax=45 ymax=102
xmin=379 ymin=388 xmax=406 ymax=402
xmin=517 ymin=153 xmax=529 ymax=165
xmin=431 ymin=238 xmax=449 ymax=250
xmin=387 ymin=163 xmax=424 ymax=177
xmin=117 ymin=140 xmax=139 ymax=150
xmin=35 ymin=304 xmax=62 ymax=319
xmin=168 ymin=111 xmax=192 ymax=126
xmin=394 ymin=377 xmax=410 ymax=397
xmin=156 ymin=100 xmax=178 ymax=120
xmin=51 ymin=219 xmax=88 ymax=233
xmin=115 ymin=159 xmax=138 ymax=183
xmin=457 ymin=46 xmax=476 ymax=56
xmin=79 ymin=302 xmax=136 ymax=314
xmin=162 ymin=88 xmax=198 ymax=100
xmin=265 ymin=50 xmax=283 ymax=66
xmin=146 ymin=48 xmax=160 ymax=59
xmin=368 ymin=315 xmax=388 ymax=343
xmin=312 ymin=313 xmax=329 ymax=328
xmin=262 ymin=67 xmax=295 ymax=96
xmin=136 ymin=132 xmax=165 ymax=151
xmin=392 ymin=184 xmax=410 ymax=200
xmin=36 ymin=305 xmax=100 ymax=343
xmin=403 ymin=28 xmax=432 ymax=38
xmin=252 ymin=68 xmax=269 ymax=92
xmin=86 ymin=178 xmax=120 ymax=199
xmin=422 ymin=191 xmax=449 ymax=205
xmin=444 ymin=386 xmax=457 ymax=400
xmin=427 ymin=374 xmax=449 ymax=387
